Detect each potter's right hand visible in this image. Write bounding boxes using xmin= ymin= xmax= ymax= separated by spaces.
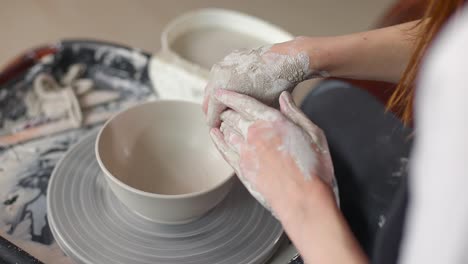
xmin=203 ymin=40 xmax=323 ymax=127
xmin=209 ymin=90 xmax=338 ymax=215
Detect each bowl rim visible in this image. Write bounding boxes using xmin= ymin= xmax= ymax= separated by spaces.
xmin=95 ymin=99 xmax=235 ymax=200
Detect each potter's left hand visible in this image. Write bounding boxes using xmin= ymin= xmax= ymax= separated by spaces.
xmin=209 ymin=90 xmax=338 ymax=217
xmin=202 ymin=40 xmax=322 ymax=128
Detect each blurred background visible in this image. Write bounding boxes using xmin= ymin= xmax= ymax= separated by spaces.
xmin=0 ymin=0 xmax=394 ymax=67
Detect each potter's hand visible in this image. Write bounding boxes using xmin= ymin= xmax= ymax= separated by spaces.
xmin=203 ymin=42 xmax=322 ymax=127
xmin=209 ymin=90 xmax=338 ymax=216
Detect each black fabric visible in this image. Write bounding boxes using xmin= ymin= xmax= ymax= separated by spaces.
xmin=372 ymin=177 xmax=409 ymax=264
xmin=299 ymin=80 xmax=412 ymax=261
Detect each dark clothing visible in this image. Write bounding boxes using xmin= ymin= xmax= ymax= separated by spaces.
xmin=300 ymin=80 xmax=412 ymax=263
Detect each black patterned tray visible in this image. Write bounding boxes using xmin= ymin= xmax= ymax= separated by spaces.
xmin=0 ymin=39 xmax=154 ymax=263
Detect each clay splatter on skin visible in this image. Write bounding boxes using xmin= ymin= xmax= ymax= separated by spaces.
xmin=210 ymin=45 xmax=311 ymax=105
xmin=217 ymin=90 xmax=327 ymax=183
xmin=210 ymin=128 xmax=273 ymax=212
xmin=277 ymin=125 xmax=318 ymax=181
xmin=211 ymin=90 xmax=340 ymax=214
xmin=206 ymin=45 xmax=323 ymax=127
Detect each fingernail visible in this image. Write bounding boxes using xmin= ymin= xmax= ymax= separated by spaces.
xmin=213 ymin=89 xmax=224 ymax=98
xmin=209 ymin=128 xmax=221 ymax=147
xmin=202 ymin=98 xmax=209 ymax=115
xmin=210 ymin=128 xmax=225 ymax=142
xmin=279 ymin=91 xmax=290 ymax=112
xmin=280 ymin=91 xmax=293 ymax=104
xmin=219 ymin=109 xmax=231 ymax=122
xmin=209 ymin=128 xmax=217 ymax=138
xmin=206 ymin=112 xmax=212 ymax=126
xmin=279 ymin=91 xmax=286 ymax=105
xmin=220 ymin=122 xmax=226 ymax=133
xmin=213 ymin=89 xmax=235 ymax=103
xmin=283 ymin=91 xmax=298 ymax=110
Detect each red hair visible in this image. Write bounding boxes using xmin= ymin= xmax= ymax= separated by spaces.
xmin=387 ymin=0 xmax=466 ymax=124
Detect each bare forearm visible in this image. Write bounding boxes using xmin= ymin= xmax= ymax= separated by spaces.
xmin=277 ymin=178 xmax=368 ymax=264
xmin=273 ymin=20 xmax=421 ymax=83
xmin=319 ymin=20 xmax=419 ymax=83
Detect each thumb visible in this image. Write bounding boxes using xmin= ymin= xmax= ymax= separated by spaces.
xmin=207 ymin=96 xmax=226 ymax=128
xmin=279 ymin=91 xmax=320 ymax=135
xmin=202 ymin=83 xmax=212 ymax=115
xmin=279 ymin=91 xmax=327 ymax=150
xmin=203 ymin=82 xmax=219 ymax=116
xmin=280 ymin=91 xmax=338 ymax=204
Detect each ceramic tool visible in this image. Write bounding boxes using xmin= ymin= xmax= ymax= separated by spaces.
xmin=0 ymin=108 xmax=121 ymax=146
xmin=0 ymin=63 xmax=123 ymax=147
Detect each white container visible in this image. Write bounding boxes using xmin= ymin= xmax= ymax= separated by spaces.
xmin=149 ymin=8 xmax=294 ymax=102
xmin=95 ymin=100 xmax=235 ymax=224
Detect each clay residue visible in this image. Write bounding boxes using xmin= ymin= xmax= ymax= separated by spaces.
xmin=210 ymin=46 xmax=312 ymax=108
xmin=277 ymin=126 xmax=317 ymax=181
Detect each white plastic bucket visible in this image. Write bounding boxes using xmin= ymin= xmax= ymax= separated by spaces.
xmin=149 ymin=8 xmax=294 ymax=102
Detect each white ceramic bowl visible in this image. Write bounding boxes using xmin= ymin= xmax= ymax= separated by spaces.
xmin=95 ymin=100 xmax=234 ymax=224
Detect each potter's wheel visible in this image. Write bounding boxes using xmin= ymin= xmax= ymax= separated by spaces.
xmin=47 ymin=131 xmax=284 ymax=264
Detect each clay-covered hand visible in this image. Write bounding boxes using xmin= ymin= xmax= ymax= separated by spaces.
xmin=209 ymin=90 xmax=338 ymax=216
xmin=203 ymin=42 xmax=322 ymax=127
